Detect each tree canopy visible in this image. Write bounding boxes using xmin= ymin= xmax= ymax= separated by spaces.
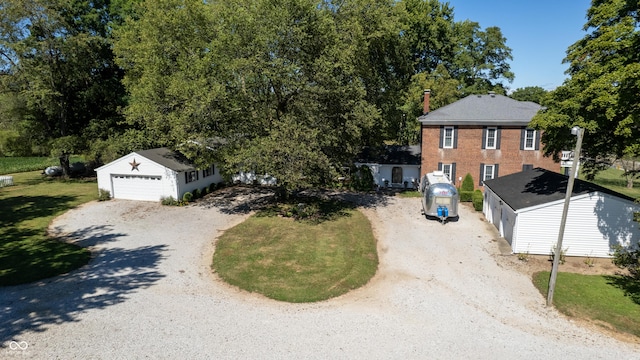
xmin=510 ymin=86 xmax=547 ymax=104
xmin=2 ymin=0 xmax=516 ymax=191
xmin=530 ymin=0 xmax=639 ymax=179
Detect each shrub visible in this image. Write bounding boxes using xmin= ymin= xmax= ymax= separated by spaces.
xmin=161 ymin=196 xmax=179 ymax=206
xmin=459 ymin=174 xmax=475 ymax=202
xmin=209 ymin=182 xmax=217 ymax=193
xmin=550 ymin=245 xmax=568 ymax=264
xmin=192 ymin=188 xmax=200 ymax=199
xmin=182 ymin=192 xmax=193 ymax=203
xmin=472 ymin=189 xmax=483 ymax=211
xmin=201 ymin=187 xmax=208 ymax=196
xmin=612 ymin=245 xmax=640 ymax=279
xmin=217 ymin=181 xmax=226 ymax=189
xmin=97 ymin=188 xmax=111 ymax=201
xmin=461 ymin=173 xmax=474 ymax=192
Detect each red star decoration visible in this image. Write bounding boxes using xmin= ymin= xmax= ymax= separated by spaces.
xmin=129 ymin=158 xmax=141 ymax=171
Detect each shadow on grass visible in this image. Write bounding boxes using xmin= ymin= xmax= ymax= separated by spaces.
xmin=0 ymin=195 xmax=78 ymax=228
xmin=197 ymin=186 xmax=391 ymax=217
xmin=605 ymin=275 xmax=640 ymax=305
xmin=0 ymin=225 xmax=166 ymax=341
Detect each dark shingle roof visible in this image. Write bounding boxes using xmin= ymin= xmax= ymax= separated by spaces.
xmin=418 ymin=94 xmax=542 ymax=126
xmin=136 ymin=147 xmax=195 ymax=172
xmin=357 ymin=145 xmax=421 ymax=165
xmin=483 ymin=168 xmax=636 ymax=211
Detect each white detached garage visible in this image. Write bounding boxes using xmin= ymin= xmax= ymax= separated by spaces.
xmin=483 ymin=168 xmax=640 ymax=258
xmin=96 ymin=147 xmax=222 ymax=201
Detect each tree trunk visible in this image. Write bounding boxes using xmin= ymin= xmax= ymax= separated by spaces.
xmin=59 ymin=152 xmax=71 ymax=177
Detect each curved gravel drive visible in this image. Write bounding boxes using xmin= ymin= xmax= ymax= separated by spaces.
xmin=1 ymin=192 xmax=639 ymax=359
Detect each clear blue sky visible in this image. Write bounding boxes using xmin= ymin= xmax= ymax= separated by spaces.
xmin=446 ymin=0 xmax=592 ymax=92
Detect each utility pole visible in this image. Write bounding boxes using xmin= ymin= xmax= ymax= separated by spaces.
xmin=547 ymin=126 xmax=584 ymax=307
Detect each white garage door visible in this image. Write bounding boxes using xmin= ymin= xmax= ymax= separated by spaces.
xmin=111 ymin=174 xmax=163 ymax=201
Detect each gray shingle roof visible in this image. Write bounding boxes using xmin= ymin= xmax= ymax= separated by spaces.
xmin=356 ymin=145 xmax=421 ymax=165
xmin=418 ymin=94 xmax=542 ymax=126
xmin=483 ymin=168 xmax=635 ymax=211
xmin=136 ymin=147 xmax=195 ymax=172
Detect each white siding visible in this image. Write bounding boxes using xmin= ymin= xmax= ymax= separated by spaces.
xmin=97 ymin=153 xmax=176 ymax=201
xmin=356 ymin=163 xmax=420 ymax=188
xmin=178 ymin=167 xmax=224 ymax=198
xmin=96 ymin=152 xmax=222 ymax=201
xmin=514 ymin=192 xmax=640 ymax=258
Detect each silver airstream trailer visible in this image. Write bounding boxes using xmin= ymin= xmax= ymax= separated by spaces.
xmin=420 ymin=171 xmax=459 ymax=223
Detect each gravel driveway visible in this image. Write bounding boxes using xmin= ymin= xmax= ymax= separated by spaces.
xmin=2 ymin=191 xmax=639 ymax=359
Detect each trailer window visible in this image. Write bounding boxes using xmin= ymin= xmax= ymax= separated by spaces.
xmin=435 ymin=197 xmax=451 ymax=205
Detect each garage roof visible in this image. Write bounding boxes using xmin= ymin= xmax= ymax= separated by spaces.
xmin=136 ymin=147 xmax=195 ymax=172
xmin=483 ymin=168 xmax=635 ymax=211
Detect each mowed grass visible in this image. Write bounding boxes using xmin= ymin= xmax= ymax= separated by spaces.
xmin=0 ymin=156 xmax=85 ymax=175
xmin=587 ymin=167 xmax=640 ymax=199
xmin=212 ymin=205 xmax=378 ymax=303
xmin=533 ymin=271 xmax=640 ymax=337
xmin=0 ymin=171 xmax=96 ymax=286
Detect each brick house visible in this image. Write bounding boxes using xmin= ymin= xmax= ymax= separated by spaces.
xmin=418 ymin=90 xmax=558 ymax=187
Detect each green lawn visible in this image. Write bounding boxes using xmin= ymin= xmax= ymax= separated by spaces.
xmin=212 ymin=202 xmax=378 ymax=302
xmin=0 ymin=156 xmax=85 ymax=175
xmin=0 ymin=171 xmax=96 ymax=286
xmin=533 ymin=271 xmax=640 ymax=337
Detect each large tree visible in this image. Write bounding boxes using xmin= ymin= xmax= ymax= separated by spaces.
xmin=396 ymin=1 xmax=514 ymax=145
xmin=0 ymin=0 xmax=126 ymax=172
xmin=531 ymin=0 xmax=640 ymax=178
xmin=114 ymin=0 xmax=400 ymax=193
xmin=510 ymin=86 xmax=548 ymax=104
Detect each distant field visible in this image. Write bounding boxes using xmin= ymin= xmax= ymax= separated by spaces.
xmin=0 ymin=156 xmax=85 ymax=175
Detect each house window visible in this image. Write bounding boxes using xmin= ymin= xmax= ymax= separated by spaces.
xmin=202 ymin=165 xmax=214 ymax=178
xmin=185 ymin=170 xmax=198 ymax=184
xmin=442 ymin=164 xmax=452 ymax=180
xmin=522 ymin=164 xmax=533 ymax=171
xmin=443 ymin=126 xmax=454 ymax=149
xmin=485 ymin=127 xmax=497 ymax=149
xmin=392 ymin=167 xmax=403 ymax=184
xmin=521 ymin=128 xmax=539 ymax=150
xmin=480 ymin=163 xmax=499 ymax=186
xmin=438 ymin=162 xmax=456 ymax=185
xmin=524 ymin=129 xmax=536 ymax=150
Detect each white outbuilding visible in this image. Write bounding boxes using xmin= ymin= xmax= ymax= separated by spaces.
xmin=483 ymin=168 xmax=640 ymax=258
xmin=95 ymin=147 xmax=222 ymax=201
xmin=355 ymin=145 xmax=421 ymax=189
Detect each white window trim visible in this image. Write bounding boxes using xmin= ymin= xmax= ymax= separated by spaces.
xmin=443 ymin=126 xmax=454 ymax=149
xmin=483 ymin=164 xmax=495 ymax=182
xmin=442 ymin=164 xmax=452 ymax=181
xmin=524 ymin=129 xmax=536 ymax=150
xmin=485 ymin=127 xmax=497 ymax=149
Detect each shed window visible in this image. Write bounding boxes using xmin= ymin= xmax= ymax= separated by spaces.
xmin=185 ymin=170 xmax=198 ymax=184
xmin=202 ymin=165 xmax=214 ymax=178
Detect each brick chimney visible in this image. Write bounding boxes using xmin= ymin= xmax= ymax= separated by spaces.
xmin=423 ymin=89 xmax=431 ymax=115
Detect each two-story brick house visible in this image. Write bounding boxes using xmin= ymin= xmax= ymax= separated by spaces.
xmin=418 ymin=90 xmax=558 ymax=187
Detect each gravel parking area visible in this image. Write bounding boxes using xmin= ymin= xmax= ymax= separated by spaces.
xmin=2 ymin=190 xmax=639 ymax=359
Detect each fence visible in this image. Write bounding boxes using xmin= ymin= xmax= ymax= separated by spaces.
xmin=0 ymin=175 xmax=14 ymax=187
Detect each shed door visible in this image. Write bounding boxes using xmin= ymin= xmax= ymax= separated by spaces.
xmin=491 ymin=198 xmax=501 ymax=229
xmin=111 ymin=174 xmax=163 ymax=201
xmin=392 ymin=167 xmax=403 ymax=184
